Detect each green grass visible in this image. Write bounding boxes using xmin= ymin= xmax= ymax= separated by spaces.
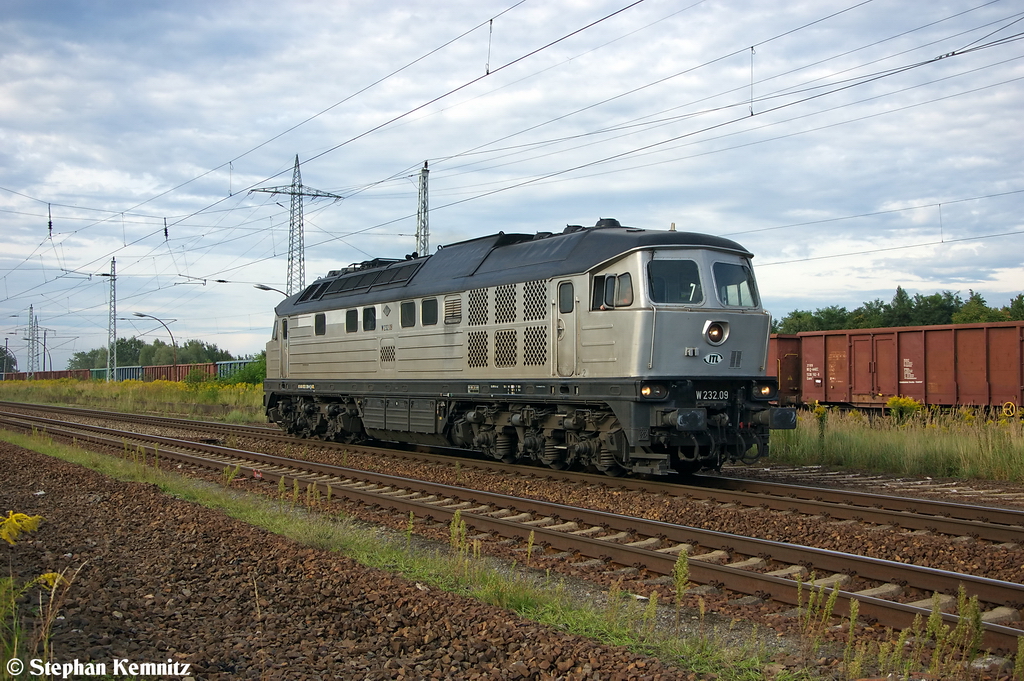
xmin=771 ymin=405 xmax=1024 ymax=482
xmin=0 ymin=378 xmax=263 ymax=421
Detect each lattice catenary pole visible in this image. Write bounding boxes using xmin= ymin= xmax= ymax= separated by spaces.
xmin=106 ymin=258 xmax=116 ymax=382
xmin=27 ymin=304 xmax=39 ymax=376
xmin=416 ymin=161 xmax=429 ymax=257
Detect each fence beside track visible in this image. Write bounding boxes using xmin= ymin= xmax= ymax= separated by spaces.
xmin=1 ymin=359 xmax=254 ymax=382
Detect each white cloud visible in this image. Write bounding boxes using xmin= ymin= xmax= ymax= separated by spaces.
xmin=1 ymin=0 xmax=1022 ymax=369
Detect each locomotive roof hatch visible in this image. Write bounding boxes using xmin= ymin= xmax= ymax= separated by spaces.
xmin=275 ymin=219 xmax=754 ymax=315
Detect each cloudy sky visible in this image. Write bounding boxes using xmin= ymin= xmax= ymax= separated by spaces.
xmin=2 ymin=0 xmax=1022 ymax=370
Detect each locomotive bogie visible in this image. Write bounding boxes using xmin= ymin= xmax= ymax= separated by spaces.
xmin=264 ymin=220 xmax=795 ymax=475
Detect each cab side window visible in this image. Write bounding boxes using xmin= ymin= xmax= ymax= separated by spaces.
xmin=592 ymin=274 xmax=633 ymax=310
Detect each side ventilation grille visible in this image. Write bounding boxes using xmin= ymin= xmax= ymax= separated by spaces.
xmin=467 ymin=331 xmax=488 ymax=368
xmin=495 ymin=284 xmax=517 ymax=324
xmin=523 ymin=326 xmax=547 ymax=366
xmin=523 ymin=280 xmax=548 ymax=321
xmin=494 ymin=329 xmax=517 ymax=367
xmin=468 ymin=289 xmax=488 ymax=326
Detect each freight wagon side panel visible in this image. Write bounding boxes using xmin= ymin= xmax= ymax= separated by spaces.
xmin=825 ymin=334 xmax=850 ymax=403
xmin=851 ymin=335 xmax=873 ymax=402
xmin=874 ymin=335 xmax=897 ymax=398
xmin=896 ymin=330 xmax=925 ymax=403
xmin=923 ymin=329 xmax=956 ymax=404
xmin=988 ymin=326 xmax=1023 ymax=407
xmin=955 ymin=328 xmax=988 ymax=405
xmin=851 ymin=333 xmax=896 ymax=405
xmin=800 ymin=335 xmax=825 ymax=403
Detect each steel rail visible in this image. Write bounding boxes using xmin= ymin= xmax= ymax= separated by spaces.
xmin=696 ymin=473 xmax=1024 ymax=529
xmin=3 ymin=412 xmax=1020 ymax=653
xmin=2 ymin=402 xmax=1022 ymax=543
xmin=0 ymin=400 xmax=279 ymax=435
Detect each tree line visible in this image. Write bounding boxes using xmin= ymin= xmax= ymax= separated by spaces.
xmin=66 ymin=337 xmax=237 ymax=371
xmin=773 ymin=288 xmax=1024 ymax=334
xmin=1 ymin=346 xmax=16 ymax=373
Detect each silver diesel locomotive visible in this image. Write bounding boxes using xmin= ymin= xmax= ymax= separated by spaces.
xmin=264 ymin=218 xmax=795 ymax=475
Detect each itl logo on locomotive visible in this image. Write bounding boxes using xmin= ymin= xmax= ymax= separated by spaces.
xmin=703 ymin=353 xmax=723 ymax=365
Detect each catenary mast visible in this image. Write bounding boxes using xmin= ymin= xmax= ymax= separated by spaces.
xmin=416 ymin=161 xmax=429 ymax=257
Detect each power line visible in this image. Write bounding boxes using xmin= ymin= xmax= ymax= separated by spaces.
xmin=758 ymin=227 xmax=1024 ymax=268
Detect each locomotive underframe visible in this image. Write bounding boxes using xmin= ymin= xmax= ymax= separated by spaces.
xmin=264 ymin=376 xmax=785 ymax=475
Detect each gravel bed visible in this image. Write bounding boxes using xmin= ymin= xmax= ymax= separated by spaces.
xmin=4 ymin=405 xmax=1019 ymax=675
xmin=3 ymin=442 xmax=702 ymax=680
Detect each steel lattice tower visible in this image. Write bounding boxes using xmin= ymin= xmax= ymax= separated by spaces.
xmin=26 ymin=304 xmax=39 ymax=375
xmin=416 ymin=161 xmax=429 ymax=257
xmin=251 ymin=156 xmax=343 ymax=296
xmin=106 ymin=258 xmax=116 ymax=382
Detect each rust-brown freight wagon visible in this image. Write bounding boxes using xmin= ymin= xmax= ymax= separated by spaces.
xmin=784 ymin=321 xmax=1024 ymax=410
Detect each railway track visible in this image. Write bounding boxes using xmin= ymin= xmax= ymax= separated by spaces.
xmin=3 ymin=402 xmax=1023 ymax=543
xmin=2 ymin=407 xmax=1022 ymax=654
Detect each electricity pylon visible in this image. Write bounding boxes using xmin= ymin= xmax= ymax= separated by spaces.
xmin=416 ymin=161 xmax=429 ymax=257
xmin=251 ymin=155 xmax=343 ymax=296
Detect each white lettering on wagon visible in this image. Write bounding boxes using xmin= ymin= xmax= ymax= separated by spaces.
xmin=899 ymin=358 xmax=922 ymax=385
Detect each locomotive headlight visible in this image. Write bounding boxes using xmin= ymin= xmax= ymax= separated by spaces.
xmin=752 ymin=381 xmax=777 ymax=400
xmin=640 ymin=383 xmax=668 ymax=400
xmin=703 ymin=320 xmax=729 ymax=346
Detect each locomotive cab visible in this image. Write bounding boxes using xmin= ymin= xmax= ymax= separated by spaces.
xmin=573 ymin=241 xmax=795 ymax=474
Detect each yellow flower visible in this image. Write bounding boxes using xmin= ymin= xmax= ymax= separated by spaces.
xmin=37 ymin=572 xmax=67 ymax=589
xmin=1 ymin=510 xmax=44 ymax=545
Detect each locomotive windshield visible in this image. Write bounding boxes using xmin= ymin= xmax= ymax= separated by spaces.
xmin=713 ymin=262 xmax=759 ymax=307
xmin=647 ymin=259 xmax=703 ymax=304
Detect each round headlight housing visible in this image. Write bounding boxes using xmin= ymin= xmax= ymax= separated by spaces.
xmin=640 ymin=383 xmax=668 ymax=400
xmin=704 ymin=321 xmax=728 ymax=345
xmin=753 ymin=381 xmax=777 ymax=400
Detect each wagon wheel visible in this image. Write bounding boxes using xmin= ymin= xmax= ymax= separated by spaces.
xmin=1003 ymin=401 xmax=1018 ymax=418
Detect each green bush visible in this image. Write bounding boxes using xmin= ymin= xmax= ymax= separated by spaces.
xmin=221 ymin=355 xmax=266 ymax=385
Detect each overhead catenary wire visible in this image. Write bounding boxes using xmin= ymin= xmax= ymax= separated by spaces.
xmin=4 ymin=2 xmax=1023 ymax=362
xmin=2 ymin=1 xmax=1008 ymax=236
xmin=0 ymin=0 xmax=653 ymax=309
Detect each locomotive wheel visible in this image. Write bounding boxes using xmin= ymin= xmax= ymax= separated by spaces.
xmin=672 ymin=459 xmax=702 ymax=476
